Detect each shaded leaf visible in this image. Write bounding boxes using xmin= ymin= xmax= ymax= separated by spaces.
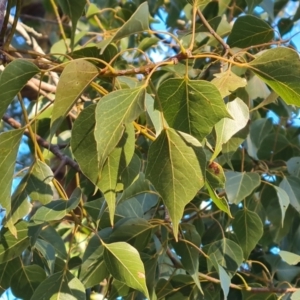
xmin=287 ymin=157 xmax=300 ymax=177
xmin=157 ymin=78 xmax=230 ymax=141
xmin=232 ymin=209 xmax=263 ymax=259
xmin=249 ymin=47 xmax=300 ymax=106
xmin=51 ymin=60 xmax=98 ymax=137
xmin=0 ymin=128 xmax=25 ymax=234
xmin=228 ymin=15 xmax=273 ymax=47
xmin=0 ymin=60 xmax=39 ymax=118
xmin=95 ymin=86 xmax=145 ymax=171
xmin=32 ymin=188 xmax=82 ymax=223
xmin=207 ymin=238 xmax=243 ymax=272
xmin=145 ymin=129 xmax=205 ymax=239
xmin=57 ymin=0 xmax=86 ymax=49
xmin=273 ymin=185 xmax=290 ymax=226
xmin=225 ymin=172 xmax=261 ymax=204
xmin=11 ymin=265 xmax=46 ymax=300
xmin=279 ymin=176 xmax=300 ymax=212
xmin=250 ymin=118 xmax=273 ymax=148
xmin=103 ymin=241 xmax=150 ymax=298
xmin=0 ymin=221 xmax=30 ymax=263
xmin=30 ymin=270 xmax=86 ymax=300
xmin=35 ymin=238 xmax=55 ymax=275
xmin=71 ymin=104 xmax=98 ymax=183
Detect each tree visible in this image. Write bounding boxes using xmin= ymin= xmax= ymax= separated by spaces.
xmin=1 ymin=0 xmax=300 ymax=299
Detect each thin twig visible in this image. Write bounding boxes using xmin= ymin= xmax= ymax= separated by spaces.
xmin=2 ymin=114 xmax=80 ymax=173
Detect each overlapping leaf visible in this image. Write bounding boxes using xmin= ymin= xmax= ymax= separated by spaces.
xmin=211 ymin=70 xmax=247 ymax=98
xmin=249 ymin=47 xmax=300 ymax=106
xmin=212 ymin=98 xmax=249 ymax=160
xmin=279 ymin=176 xmax=300 ymax=212
xmin=95 ymin=86 xmax=145 ymax=171
xmin=103 ymin=241 xmax=149 ymax=298
xmin=145 ymin=129 xmax=205 ymax=239
xmin=157 ymin=78 xmax=230 ymax=141
xmin=225 ymin=172 xmax=261 ymax=204
xmin=50 ymin=60 xmax=98 ymax=137
xmin=0 ymin=128 xmax=25 ymax=235
xmin=30 ymin=270 xmax=86 ymax=300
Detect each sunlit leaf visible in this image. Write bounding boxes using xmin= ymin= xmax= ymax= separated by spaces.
xmin=95 ymin=86 xmax=145 ymax=171
xmin=287 ymin=157 xmax=300 ymax=177
xmin=157 ymin=78 xmax=230 ymax=141
xmin=145 ymin=128 xmax=205 ymax=239
xmin=280 ymin=251 xmax=300 ymax=265
xmin=273 ymin=185 xmax=290 ymax=226
xmin=50 ymin=60 xmax=98 ymax=137
xmin=218 ymin=264 xmax=230 ymax=299
xmin=212 ymin=98 xmax=249 ymax=160
xmin=249 ymin=47 xmax=300 ymax=106
xmin=211 ymin=70 xmax=247 ymax=98
xmin=103 ymin=241 xmax=150 ymax=298
xmin=279 ymin=176 xmax=300 ymax=212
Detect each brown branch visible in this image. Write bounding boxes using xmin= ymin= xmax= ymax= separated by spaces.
xmin=2 ymin=114 xmax=80 ymax=173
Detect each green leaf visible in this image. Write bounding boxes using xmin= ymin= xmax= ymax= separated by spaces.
xmin=11 ymin=265 xmax=46 ymax=300
xmin=232 ymin=209 xmax=263 ymax=259
xmin=207 ymin=238 xmax=243 ymax=272
xmin=228 ymin=15 xmax=273 ymax=47
xmin=211 ymin=70 xmax=247 ymax=98
xmin=80 ymin=235 xmax=109 ymax=288
xmin=57 ymin=0 xmax=86 ymax=49
xmin=98 ymin=125 xmax=135 ymax=225
xmin=32 ymin=188 xmax=82 ymax=223
xmin=30 ymin=270 xmax=86 ymax=300
xmin=98 ymin=2 xmax=149 ymax=54
xmin=250 ymin=118 xmax=273 ymax=148
xmin=35 ymin=238 xmax=56 ymax=274
xmin=287 ymin=157 xmax=300 ymax=177
xmin=249 ymin=47 xmax=300 ymax=106
xmin=172 ymin=224 xmax=202 ymax=292
xmin=292 ymin=290 xmax=300 ymax=300
xmin=71 ymin=104 xmax=98 ymax=183
xmin=0 ymin=221 xmax=30 ymax=263
xmin=0 ymin=256 xmax=22 ymax=294
xmin=0 ymin=128 xmax=25 ymax=234
xmin=279 ymin=251 xmax=300 ymax=265
xmin=279 ymin=176 xmax=300 ymax=212
xmin=0 ymin=59 xmax=39 ymax=118
xmin=103 ymin=241 xmax=150 ymax=298
xmin=95 ymin=86 xmax=145 ymax=171
xmin=7 ymin=159 xmax=53 ymax=226
xmin=157 ymin=78 xmax=230 ymax=141
xmin=205 ymin=182 xmax=232 ymax=217
xmin=39 ymin=225 xmax=68 ymax=260
xmin=218 ymin=264 xmax=230 ymax=300
xmin=50 ymin=60 xmax=98 ymax=137
xmin=212 ymin=98 xmax=249 ymax=160
xmin=273 ymin=185 xmax=290 ymax=226
xmin=145 ymin=93 xmax=163 ymax=137
xmin=225 ymin=172 xmax=261 ymax=204
xmin=145 ymin=128 xmax=205 ymax=239
xmin=206 ymin=161 xmax=226 ymax=189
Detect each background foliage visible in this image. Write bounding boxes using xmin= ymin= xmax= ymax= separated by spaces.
xmin=1 ymin=0 xmax=300 ymax=299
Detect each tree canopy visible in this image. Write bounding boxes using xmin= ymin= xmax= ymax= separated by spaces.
xmin=1 ymin=0 xmax=300 ymax=299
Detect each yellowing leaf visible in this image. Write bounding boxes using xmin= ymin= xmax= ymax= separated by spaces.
xmin=211 ymin=70 xmax=247 ymax=98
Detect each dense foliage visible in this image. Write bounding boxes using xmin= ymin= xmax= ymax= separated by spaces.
xmin=2 ymin=0 xmax=300 ymax=299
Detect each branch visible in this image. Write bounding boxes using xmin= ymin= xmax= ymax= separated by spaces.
xmin=2 ymin=114 xmax=81 ymax=173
